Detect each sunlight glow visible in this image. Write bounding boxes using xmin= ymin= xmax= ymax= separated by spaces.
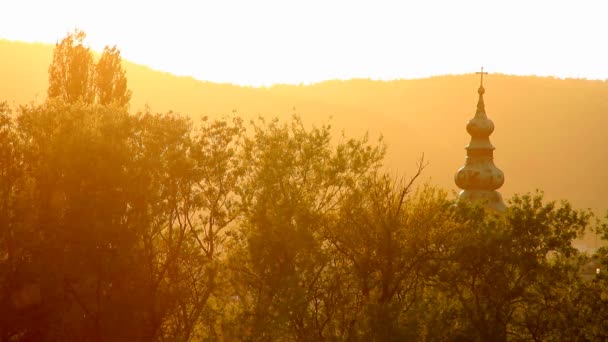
xmin=1 ymin=0 xmax=607 ymax=86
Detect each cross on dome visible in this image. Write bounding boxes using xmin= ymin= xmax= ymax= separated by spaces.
xmin=476 ymin=66 xmax=488 ymax=87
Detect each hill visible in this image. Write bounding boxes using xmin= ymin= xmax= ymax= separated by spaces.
xmin=2 ymin=39 xmax=608 ymax=241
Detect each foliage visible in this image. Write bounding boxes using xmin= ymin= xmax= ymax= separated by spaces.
xmin=96 ymin=46 xmax=132 ymax=107
xmin=421 ymin=193 xmax=594 ymax=341
xmin=48 ymin=30 xmax=95 ymax=104
xmin=47 ymin=30 xmax=131 ymax=107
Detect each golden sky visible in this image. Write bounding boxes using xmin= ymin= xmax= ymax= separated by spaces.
xmin=1 ymin=0 xmax=606 ymax=86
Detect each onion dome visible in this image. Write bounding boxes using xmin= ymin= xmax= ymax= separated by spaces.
xmin=454 ymin=69 xmax=505 ymax=212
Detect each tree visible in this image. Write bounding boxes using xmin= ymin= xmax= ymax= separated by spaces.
xmin=123 ymin=109 xmax=197 ymax=340
xmin=47 ymin=30 xmax=95 ymax=104
xmin=0 ymin=102 xmax=21 ymax=241
xmin=120 ymin=112 xmax=243 ymax=341
xmin=0 ymin=102 xmax=35 ymax=341
xmin=181 ymin=116 xmax=245 ymax=340
xmin=0 ymin=100 xmax=143 ymax=340
xmin=328 ymin=178 xmax=455 ymax=341
xmin=225 ymin=116 xmax=386 ymax=340
xmin=423 ymin=192 xmax=592 ymax=341
xmin=95 ymin=46 xmax=131 ymax=107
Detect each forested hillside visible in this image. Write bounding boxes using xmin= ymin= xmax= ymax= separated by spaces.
xmin=3 ymin=39 xmax=607 ymax=218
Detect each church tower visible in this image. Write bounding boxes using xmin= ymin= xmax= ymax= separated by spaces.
xmin=454 ymin=69 xmax=506 ymax=212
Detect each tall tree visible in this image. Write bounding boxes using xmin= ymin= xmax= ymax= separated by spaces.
xmin=95 ymin=46 xmax=131 ymax=107
xmin=47 ymin=30 xmax=95 ymax=103
xmin=13 ymin=101 xmax=140 ymax=341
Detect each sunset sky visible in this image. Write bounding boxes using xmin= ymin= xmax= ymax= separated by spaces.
xmin=2 ymin=0 xmax=607 ymax=86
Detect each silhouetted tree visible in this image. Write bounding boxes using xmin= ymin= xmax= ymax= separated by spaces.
xmin=95 ymin=46 xmax=131 ymax=107
xmin=47 ymin=30 xmax=95 ymax=103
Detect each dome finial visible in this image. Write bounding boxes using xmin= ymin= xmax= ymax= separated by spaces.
xmin=476 ymin=66 xmax=487 ymax=89
xmin=475 ymin=67 xmax=487 ymax=114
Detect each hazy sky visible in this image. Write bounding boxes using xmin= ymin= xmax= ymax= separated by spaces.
xmin=2 ymin=0 xmax=607 ymax=86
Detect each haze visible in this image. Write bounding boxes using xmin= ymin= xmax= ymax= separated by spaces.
xmin=2 ymin=0 xmax=607 ymax=86
xmin=3 ymin=2 xmax=608 ymax=339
